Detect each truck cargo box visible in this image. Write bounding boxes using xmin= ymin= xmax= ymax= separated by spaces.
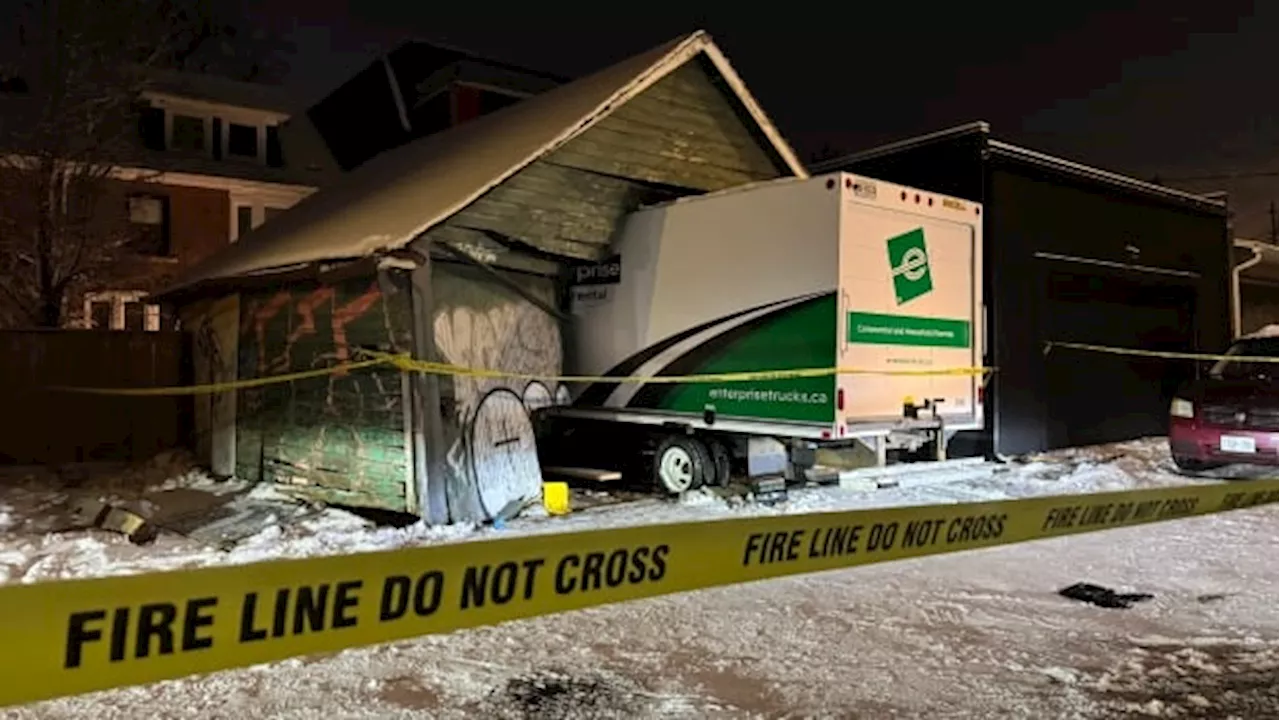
xmin=562 ymin=172 xmax=984 ymax=441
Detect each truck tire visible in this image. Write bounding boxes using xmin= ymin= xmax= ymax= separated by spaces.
xmin=653 ymin=435 xmax=709 ymax=494
xmin=708 ymin=438 xmax=733 ymax=486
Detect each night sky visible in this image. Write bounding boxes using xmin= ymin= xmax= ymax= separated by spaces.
xmin=259 ymin=0 xmax=1276 ymax=239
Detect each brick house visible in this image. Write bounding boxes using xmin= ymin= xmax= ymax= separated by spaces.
xmin=0 ymin=68 xmax=339 ymax=330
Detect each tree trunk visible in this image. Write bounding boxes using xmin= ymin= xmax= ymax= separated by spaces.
xmin=38 ymin=291 xmax=64 ymax=327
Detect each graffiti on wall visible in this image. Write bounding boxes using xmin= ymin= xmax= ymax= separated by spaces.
xmin=235 ymin=275 xmax=414 ymax=510
xmin=432 ymin=265 xmax=568 ymax=522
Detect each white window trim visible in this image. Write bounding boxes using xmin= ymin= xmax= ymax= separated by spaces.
xmin=83 ymin=291 xmax=160 ymax=331
xmin=148 ymin=94 xmax=281 ymax=164
xmin=164 ymin=111 xmax=213 ymax=156
xmin=229 ymin=197 xmax=291 ymax=242
xmin=221 ymin=120 xmax=269 ymax=165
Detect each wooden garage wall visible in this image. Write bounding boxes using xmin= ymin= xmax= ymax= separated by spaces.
xmin=234 ymin=272 xmax=416 ymax=511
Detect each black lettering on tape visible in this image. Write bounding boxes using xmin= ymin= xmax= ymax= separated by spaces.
xmin=382 ymin=572 xmax=447 ymax=621
xmin=627 ymin=547 xmax=651 ymax=583
xmin=901 ymin=518 xmax=945 ymax=549
xmin=1133 ymin=500 xmax=1161 ymax=520
xmin=946 ymin=514 xmax=1006 ymax=544
xmin=109 ymin=607 xmax=129 ymax=662
xmin=380 ymin=576 xmax=412 ymax=621
xmin=605 ymin=549 xmax=629 ymax=588
xmin=491 ymin=562 xmax=520 ymax=605
xmin=866 ymin=522 xmax=898 ymax=551
xmin=66 ymin=600 xmax=215 ymax=669
xmin=333 ymin=581 xmax=361 ymax=628
xmin=462 ymin=561 xmax=544 ymax=609
xmin=239 ymin=593 xmax=268 ymax=643
xmin=134 ymin=603 xmax=177 ymax=659
xmin=1042 ymin=505 xmax=1082 ymax=531
xmin=271 ymin=588 xmax=289 ymax=638
xmin=293 ymin=585 xmax=330 ymax=635
xmin=521 ymin=559 xmax=545 ymax=600
xmin=554 ymin=555 xmax=580 ymax=594
xmin=182 ymin=597 xmax=217 ymax=652
xmin=650 ymin=545 xmax=669 ymax=581
xmin=64 ymin=610 xmax=106 ymax=669
xmin=808 ymin=525 xmax=863 ymax=559
xmin=582 ymin=552 xmax=605 ymax=591
xmin=742 ymin=531 xmax=805 ymax=566
xmin=461 ymin=565 xmax=490 ymax=609
xmin=554 ymin=546 xmax=669 ymax=596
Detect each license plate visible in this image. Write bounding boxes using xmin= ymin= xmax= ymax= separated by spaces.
xmin=1220 ymin=435 xmax=1256 ymax=454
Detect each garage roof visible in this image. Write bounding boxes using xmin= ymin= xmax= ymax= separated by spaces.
xmin=812 ymin=122 xmax=1228 ymax=215
xmin=163 ymin=31 xmax=805 ymax=295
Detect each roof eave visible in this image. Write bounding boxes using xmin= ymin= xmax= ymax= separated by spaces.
xmin=809 ymin=121 xmax=991 ymax=173
xmin=985 ymin=140 xmax=1228 ymax=215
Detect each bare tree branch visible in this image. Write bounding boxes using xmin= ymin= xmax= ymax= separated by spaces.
xmin=0 ymin=0 xmax=225 ymax=327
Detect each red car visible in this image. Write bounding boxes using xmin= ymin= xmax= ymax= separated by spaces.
xmin=1168 ymin=328 xmax=1279 ymax=472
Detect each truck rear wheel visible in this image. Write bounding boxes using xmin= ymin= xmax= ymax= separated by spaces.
xmin=653 ymin=436 xmax=710 ymax=494
xmin=708 ymin=438 xmax=733 ymax=486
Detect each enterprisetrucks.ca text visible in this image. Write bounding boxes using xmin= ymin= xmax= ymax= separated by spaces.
xmin=707 ymin=388 xmax=828 ymax=405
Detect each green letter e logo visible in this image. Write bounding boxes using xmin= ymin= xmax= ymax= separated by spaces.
xmin=887 ymin=228 xmax=932 ymax=305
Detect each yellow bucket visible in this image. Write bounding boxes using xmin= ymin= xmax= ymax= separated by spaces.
xmin=542 ymin=481 xmax=571 ymax=516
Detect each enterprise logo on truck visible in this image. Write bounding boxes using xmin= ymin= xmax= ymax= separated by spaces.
xmin=886 ymin=228 xmax=932 ymax=305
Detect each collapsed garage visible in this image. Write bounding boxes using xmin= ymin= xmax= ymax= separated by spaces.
xmin=813 ymin=122 xmax=1232 ymax=456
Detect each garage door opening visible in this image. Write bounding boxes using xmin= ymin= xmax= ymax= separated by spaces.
xmin=1044 ymin=270 xmax=1197 ymax=449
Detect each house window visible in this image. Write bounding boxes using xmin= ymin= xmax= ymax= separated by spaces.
xmin=83 ymin=291 xmax=160 ymax=331
xmin=127 ymin=194 xmax=170 ymax=256
xmin=228 ymin=123 xmax=258 ymax=157
xmin=89 ymin=300 xmax=112 ymax=330
xmin=171 ymin=114 xmax=206 ymax=152
xmin=124 ymin=302 xmax=145 ymax=331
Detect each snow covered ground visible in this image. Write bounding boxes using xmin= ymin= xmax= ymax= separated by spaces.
xmin=0 ymin=439 xmax=1275 ymax=718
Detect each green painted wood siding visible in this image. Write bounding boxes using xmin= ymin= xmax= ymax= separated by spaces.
xmin=235 ymin=273 xmax=415 ymax=511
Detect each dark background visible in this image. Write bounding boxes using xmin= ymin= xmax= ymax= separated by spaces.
xmin=250 ymin=0 xmax=1277 ymax=241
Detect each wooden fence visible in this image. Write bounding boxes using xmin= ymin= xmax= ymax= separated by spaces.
xmin=0 ymin=330 xmax=190 ymax=464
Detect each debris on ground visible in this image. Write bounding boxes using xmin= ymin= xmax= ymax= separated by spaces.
xmin=487 ymin=668 xmax=641 ymax=720
xmin=1059 ymin=582 xmax=1156 ymax=609
xmin=62 ymin=500 xmax=159 ymax=545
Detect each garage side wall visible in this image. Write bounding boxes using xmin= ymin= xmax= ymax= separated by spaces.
xmin=235 ymin=272 xmax=416 ymax=510
xmin=429 ymin=261 xmax=563 ymax=523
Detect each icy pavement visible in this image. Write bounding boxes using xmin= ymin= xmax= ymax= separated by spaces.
xmin=0 ymin=439 xmax=1276 ymax=717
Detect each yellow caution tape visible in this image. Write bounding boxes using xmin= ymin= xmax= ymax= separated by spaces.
xmin=1046 ymin=341 xmax=1279 ymax=364
xmin=371 ymin=351 xmax=994 ymax=384
xmin=48 ymin=350 xmax=994 ymax=397
xmin=0 ymin=478 xmax=1274 ymax=707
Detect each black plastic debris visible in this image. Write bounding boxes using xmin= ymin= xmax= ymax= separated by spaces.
xmin=1059 ymin=582 xmax=1154 ymax=609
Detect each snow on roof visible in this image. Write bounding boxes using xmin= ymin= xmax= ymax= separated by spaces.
xmin=163 ymin=31 xmax=805 ymax=294
xmin=143 ymin=67 xmax=299 ymax=115
xmin=1241 ymin=324 xmax=1280 ymax=340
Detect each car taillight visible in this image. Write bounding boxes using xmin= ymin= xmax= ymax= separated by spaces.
xmin=978 ymin=386 xmax=985 ymax=405
xmin=837 ymin=388 xmax=845 ymax=411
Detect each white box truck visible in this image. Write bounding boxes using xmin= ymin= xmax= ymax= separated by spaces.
xmin=541 ymin=172 xmax=984 ymax=493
